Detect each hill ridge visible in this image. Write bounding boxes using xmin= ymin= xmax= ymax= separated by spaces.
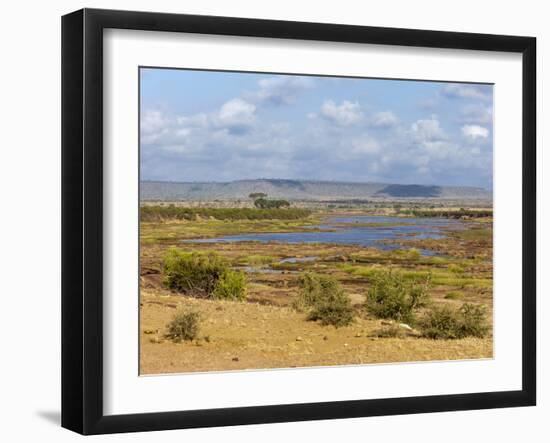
xmin=141 ymin=179 xmax=491 ymax=201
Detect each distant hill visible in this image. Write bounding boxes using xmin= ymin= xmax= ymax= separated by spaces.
xmin=140 ymin=179 xmax=492 ymax=201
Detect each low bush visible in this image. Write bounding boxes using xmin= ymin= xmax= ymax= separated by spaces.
xmin=213 ymin=270 xmax=247 ymax=301
xmin=364 ymin=270 xmax=430 ymax=324
xmin=163 ymin=248 xmax=246 ymax=300
xmin=420 ymin=303 xmax=489 ymax=339
xmin=295 ymin=272 xmax=341 ymax=310
xmin=458 ymin=303 xmax=491 ymax=338
xmin=295 ymin=272 xmax=355 ymax=327
xmin=166 ymin=310 xmax=201 ymax=342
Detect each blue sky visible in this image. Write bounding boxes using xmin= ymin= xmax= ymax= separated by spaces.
xmin=140 ymin=68 xmax=493 ymax=189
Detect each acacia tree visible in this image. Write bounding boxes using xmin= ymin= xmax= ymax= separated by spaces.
xmin=254 ymin=198 xmax=290 ymax=209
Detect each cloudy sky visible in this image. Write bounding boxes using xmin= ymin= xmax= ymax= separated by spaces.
xmin=140 ymin=68 xmax=493 ymax=189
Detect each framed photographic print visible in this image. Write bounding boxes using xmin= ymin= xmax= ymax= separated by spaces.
xmin=61 ymin=8 xmax=536 ymax=435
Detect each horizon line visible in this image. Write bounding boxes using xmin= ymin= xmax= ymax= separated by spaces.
xmin=140 ymin=178 xmax=491 ymax=191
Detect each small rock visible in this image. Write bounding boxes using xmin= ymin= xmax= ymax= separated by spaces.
xmin=143 ymin=329 xmax=156 ymax=335
xmin=399 ymin=323 xmax=413 ymax=331
xmin=296 ymin=336 xmax=303 ymax=342
xmin=232 ymin=357 xmax=239 ymax=362
xmin=344 ymin=343 xmax=349 ymax=347
xmin=323 ymin=335 xmax=329 ymax=341
xmin=355 ymin=332 xmax=362 ymax=338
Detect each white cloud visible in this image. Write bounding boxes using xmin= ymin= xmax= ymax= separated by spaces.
xmin=460 ymin=105 xmax=493 ymax=124
xmin=370 ymin=111 xmax=398 ymax=128
xmin=141 ymin=96 xmax=492 ymax=187
xmin=216 ymin=98 xmax=256 ymax=129
xmin=141 ymin=110 xmax=168 ymax=134
xmin=320 ymin=100 xmax=363 ymax=126
xmin=176 ymin=113 xmax=208 ymax=128
xmin=251 ymin=76 xmax=313 ymax=105
xmin=441 ymin=84 xmax=491 ymax=101
xmin=461 ymin=124 xmax=489 ymax=140
xmin=351 ymin=136 xmax=381 ymax=155
xmin=411 ymin=116 xmax=447 ymax=142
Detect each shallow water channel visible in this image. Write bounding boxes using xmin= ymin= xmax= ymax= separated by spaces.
xmin=185 ymin=215 xmax=461 ymax=257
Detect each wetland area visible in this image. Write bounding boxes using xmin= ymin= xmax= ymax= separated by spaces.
xmin=140 ymin=204 xmax=493 ymax=374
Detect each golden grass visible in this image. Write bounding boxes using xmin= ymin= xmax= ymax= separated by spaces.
xmin=140 ymin=290 xmax=492 ymax=375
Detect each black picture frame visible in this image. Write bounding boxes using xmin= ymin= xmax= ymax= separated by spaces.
xmin=62 ymin=8 xmax=536 ymax=435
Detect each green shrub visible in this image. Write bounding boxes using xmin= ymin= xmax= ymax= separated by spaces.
xmin=166 ymin=310 xmax=201 ymax=342
xmin=364 ymin=270 xmax=430 ymax=324
xmin=308 ymin=296 xmax=355 ymax=327
xmin=420 ymin=303 xmax=489 ymax=339
xmin=163 ymin=248 xmax=246 ymax=300
xmin=419 ymin=305 xmax=459 ymax=339
xmin=163 ymin=249 xmax=227 ymax=296
xmin=295 ymin=272 xmax=355 ymax=327
xmin=295 ymin=272 xmax=341 ymax=310
xmin=213 ymin=270 xmax=247 ymax=301
xmin=458 ymin=303 xmax=490 ymax=338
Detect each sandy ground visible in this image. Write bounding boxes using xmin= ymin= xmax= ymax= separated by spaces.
xmin=140 ymin=290 xmax=492 ymax=375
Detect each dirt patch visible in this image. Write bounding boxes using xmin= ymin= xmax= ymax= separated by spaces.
xmin=140 ymin=291 xmax=492 ymax=374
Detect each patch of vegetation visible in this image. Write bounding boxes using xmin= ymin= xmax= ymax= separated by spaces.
xmin=389 ymin=248 xmax=421 ymax=261
xmin=341 ymin=260 xmax=492 ymax=292
xmin=339 ymin=264 xmax=380 ymax=278
xmin=448 ymin=263 xmax=466 ymax=274
xmin=141 ymin=205 xmax=310 ymax=222
xmin=431 ymin=276 xmax=492 ymax=289
xmin=163 ymin=248 xmax=246 ymax=300
xmin=401 ymin=209 xmax=493 ymax=219
xmin=444 ymin=291 xmax=463 ymax=300
xmin=364 ymin=270 xmax=430 ymax=324
xmin=238 ymin=254 xmax=276 ymax=266
xmin=295 ymin=272 xmax=355 ymax=327
xmin=166 ymin=310 xmax=201 ymax=342
xmin=212 ymin=270 xmax=247 ymax=301
xmin=419 ymin=303 xmax=490 ymax=339
xmin=253 ymin=198 xmax=291 ymax=209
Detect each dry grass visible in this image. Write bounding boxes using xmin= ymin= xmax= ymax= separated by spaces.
xmin=140 ymin=289 xmax=492 ymax=374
